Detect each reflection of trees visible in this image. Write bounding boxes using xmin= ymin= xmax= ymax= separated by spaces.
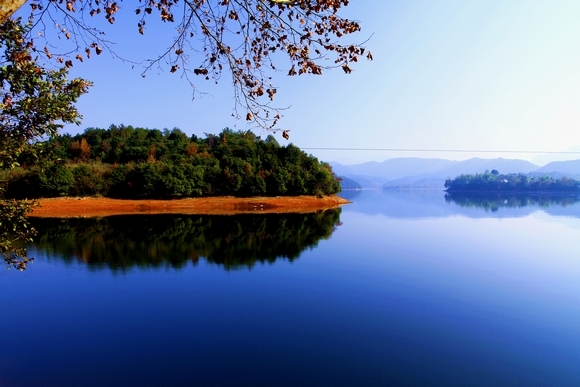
xmin=445 ymin=192 xmax=580 ymax=212
xmin=445 ymin=171 xmax=580 ymax=192
xmin=29 ymin=210 xmax=341 ymax=271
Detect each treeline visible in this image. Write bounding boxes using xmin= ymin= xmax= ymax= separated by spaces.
xmin=444 ymin=170 xmax=580 ymax=192
xmin=1 ymin=125 xmax=340 ymax=199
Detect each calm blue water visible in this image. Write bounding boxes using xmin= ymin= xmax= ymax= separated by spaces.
xmin=2 ymin=190 xmax=580 ymax=386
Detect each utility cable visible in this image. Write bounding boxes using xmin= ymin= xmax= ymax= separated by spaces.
xmin=299 ymin=147 xmax=580 ymax=155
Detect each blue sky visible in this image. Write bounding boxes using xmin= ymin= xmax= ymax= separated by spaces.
xmin=18 ymin=0 xmax=580 ymax=165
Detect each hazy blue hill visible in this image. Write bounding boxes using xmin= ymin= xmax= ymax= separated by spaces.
xmin=331 ymin=157 xmax=580 ymax=190
xmin=338 ymin=176 xmax=362 ymax=190
xmin=345 ymin=175 xmax=390 ymax=189
xmin=383 ymin=176 xmax=447 ymax=189
xmin=330 ymin=158 xmax=456 ymax=181
xmin=534 ymin=159 xmax=580 ymax=175
xmin=434 ymin=158 xmax=539 ymax=178
xmin=328 ymin=162 xmax=353 ymax=176
xmin=383 ymin=158 xmax=540 ymax=188
xmin=532 ymin=146 xmax=580 ymax=166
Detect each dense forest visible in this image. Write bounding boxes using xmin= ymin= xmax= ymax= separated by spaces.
xmin=0 ymin=125 xmax=341 ymax=199
xmin=444 ymin=170 xmax=580 ymax=192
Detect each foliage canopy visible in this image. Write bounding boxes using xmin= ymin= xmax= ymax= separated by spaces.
xmin=2 ymin=0 xmax=371 ymax=130
xmin=1 ymin=125 xmax=342 ymax=199
xmin=444 ymin=170 xmax=580 ymax=192
xmin=0 ymin=18 xmax=89 ymax=269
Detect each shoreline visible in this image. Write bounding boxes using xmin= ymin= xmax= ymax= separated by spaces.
xmin=28 ymin=195 xmax=350 ymax=218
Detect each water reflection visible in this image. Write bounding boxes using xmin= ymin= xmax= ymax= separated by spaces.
xmin=343 ymin=189 xmax=580 ymax=219
xmin=338 ymin=189 xmax=362 ymax=201
xmin=5 ymin=193 xmax=580 ymax=386
xmin=29 ymin=210 xmax=341 ymax=271
xmin=445 ymin=191 xmax=580 ymax=212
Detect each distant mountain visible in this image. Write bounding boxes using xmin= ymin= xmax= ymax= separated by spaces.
xmin=534 ymin=159 xmax=580 ymax=176
xmin=386 ymin=158 xmax=538 ymax=188
xmin=329 ymin=157 xmax=573 ymax=189
xmin=330 ymin=158 xmax=455 ymax=181
xmin=531 ymin=146 xmax=580 ymax=166
xmin=433 ymin=158 xmax=538 ymax=178
xmin=338 ymin=176 xmax=362 ymax=190
xmin=332 ymin=173 xmax=389 ymax=189
xmin=383 ymin=176 xmax=447 ymax=189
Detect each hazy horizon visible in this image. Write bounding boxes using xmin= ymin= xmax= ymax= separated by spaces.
xmin=323 ymin=145 xmax=580 ymax=167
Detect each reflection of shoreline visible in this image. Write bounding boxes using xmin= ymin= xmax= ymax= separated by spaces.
xmin=29 ymin=210 xmax=342 ymax=271
xmin=445 ymin=192 xmax=580 ymax=212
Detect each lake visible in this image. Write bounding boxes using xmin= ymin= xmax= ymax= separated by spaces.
xmin=2 ymin=189 xmax=580 ymax=386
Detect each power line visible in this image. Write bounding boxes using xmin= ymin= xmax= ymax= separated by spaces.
xmin=300 ymin=147 xmax=580 ymax=154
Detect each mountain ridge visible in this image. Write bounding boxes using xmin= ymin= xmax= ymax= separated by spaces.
xmin=332 ymin=157 xmax=580 ymax=189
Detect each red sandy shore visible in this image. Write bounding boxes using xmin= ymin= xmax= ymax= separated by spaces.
xmin=28 ymin=195 xmax=350 ymax=218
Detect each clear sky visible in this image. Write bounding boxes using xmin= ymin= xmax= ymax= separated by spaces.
xmin=17 ymin=0 xmax=580 ymax=165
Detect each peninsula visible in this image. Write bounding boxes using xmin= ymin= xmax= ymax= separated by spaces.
xmin=2 ymin=126 xmax=343 ymax=206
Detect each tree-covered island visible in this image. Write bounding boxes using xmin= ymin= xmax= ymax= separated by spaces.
xmin=1 ymin=0 xmax=367 ymax=268
xmin=444 ymin=170 xmax=580 ymax=192
xmin=0 ymin=126 xmax=341 ymax=199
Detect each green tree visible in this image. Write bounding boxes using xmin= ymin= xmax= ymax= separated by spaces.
xmin=37 ymin=163 xmax=74 ymax=197
xmin=0 ymin=18 xmax=90 ymax=269
xmin=3 ymin=126 xmax=343 ymax=200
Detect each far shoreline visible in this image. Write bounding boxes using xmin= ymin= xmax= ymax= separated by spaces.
xmin=28 ymin=195 xmax=350 ymax=218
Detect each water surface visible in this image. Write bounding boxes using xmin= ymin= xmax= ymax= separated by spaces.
xmin=2 ymin=190 xmax=580 ymax=386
